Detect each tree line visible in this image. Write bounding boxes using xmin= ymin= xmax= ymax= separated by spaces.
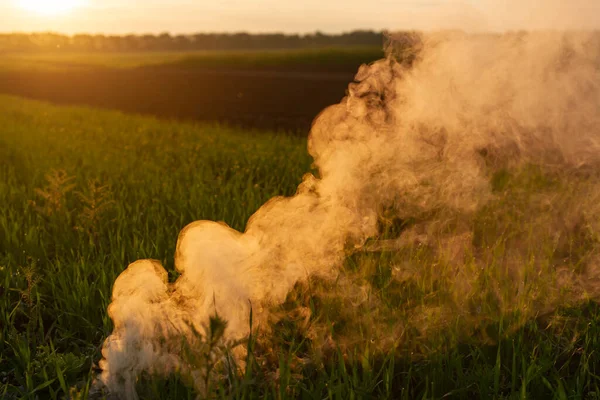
xmin=0 ymin=31 xmax=384 ymax=52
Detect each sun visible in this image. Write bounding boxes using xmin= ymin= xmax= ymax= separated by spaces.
xmin=17 ymin=0 xmax=83 ymax=15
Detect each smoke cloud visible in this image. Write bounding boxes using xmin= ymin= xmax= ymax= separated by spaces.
xmin=97 ymin=27 xmax=600 ymax=399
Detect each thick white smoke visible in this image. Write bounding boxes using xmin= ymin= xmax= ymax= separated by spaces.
xmin=98 ymin=30 xmax=600 ymax=398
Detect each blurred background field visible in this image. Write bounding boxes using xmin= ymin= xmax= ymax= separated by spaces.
xmin=0 ymin=38 xmax=386 ymax=133
xmin=0 ymin=46 xmax=384 ymax=72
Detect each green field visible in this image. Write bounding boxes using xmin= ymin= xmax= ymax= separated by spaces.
xmin=1 ymin=95 xmax=600 ymax=399
xmin=0 ymin=46 xmax=384 ymax=72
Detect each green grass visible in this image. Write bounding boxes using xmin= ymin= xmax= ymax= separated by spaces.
xmin=1 ymin=94 xmax=599 ymax=399
xmin=0 ymin=46 xmax=384 ymax=72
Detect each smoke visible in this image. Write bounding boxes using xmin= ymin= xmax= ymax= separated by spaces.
xmin=98 ymin=29 xmax=600 ymax=398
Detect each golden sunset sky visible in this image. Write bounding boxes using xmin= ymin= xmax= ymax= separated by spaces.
xmin=1 ymin=0 xmax=599 ymax=34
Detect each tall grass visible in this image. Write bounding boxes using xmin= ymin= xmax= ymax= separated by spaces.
xmin=1 ymin=94 xmax=599 ymax=399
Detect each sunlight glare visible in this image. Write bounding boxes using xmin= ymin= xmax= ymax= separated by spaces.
xmin=17 ymin=0 xmax=84 ymax=16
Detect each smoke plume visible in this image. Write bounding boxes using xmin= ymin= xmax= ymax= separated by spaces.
xmin=98 ymin=29 xmax=600 ymax=398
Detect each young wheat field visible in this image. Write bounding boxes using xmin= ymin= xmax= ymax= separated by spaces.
xmin=1 ymin=93 xmax=600 ymax=399
xmin=0 ymin=47 xmax=383 ymax=72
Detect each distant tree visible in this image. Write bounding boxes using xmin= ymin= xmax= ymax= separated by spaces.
xmin=0 ymin=30 xmax=386 ymax=53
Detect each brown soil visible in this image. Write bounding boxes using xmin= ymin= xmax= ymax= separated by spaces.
xmin=0 ymin=65 xmax=357 ymax=133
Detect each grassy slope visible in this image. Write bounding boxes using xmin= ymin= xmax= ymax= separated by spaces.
xmin=0 ymin=95 xmax=599 ymax=399
xmin=0 ymin=47 xmax=384 ymax=72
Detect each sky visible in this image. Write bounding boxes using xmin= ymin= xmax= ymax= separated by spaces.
xmin=0 ymin=0 xmax=599 ymax=35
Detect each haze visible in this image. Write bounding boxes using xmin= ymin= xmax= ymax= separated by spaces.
xmin=1 ymin=0 xmax=599 ymax=35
